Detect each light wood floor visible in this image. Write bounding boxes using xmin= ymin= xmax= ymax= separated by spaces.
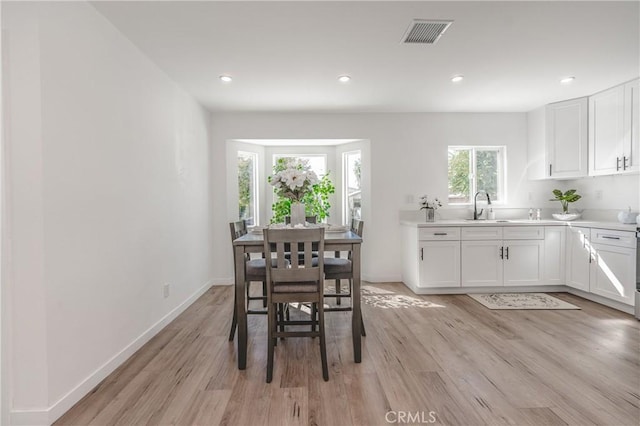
xmin=55 ymin=283 xmax=640 ymax=426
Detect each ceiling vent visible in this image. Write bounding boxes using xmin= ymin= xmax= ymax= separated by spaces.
xmin=402 ymin=19 xmax=453 ymax=44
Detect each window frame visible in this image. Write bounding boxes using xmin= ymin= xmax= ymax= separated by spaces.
xmin=447 ymin=145 xmax=507 ymax=205
xmin=342 ymin=150 xmax=362 ymax=225
xmin=237 ymin=150 xmax=259 ymax=225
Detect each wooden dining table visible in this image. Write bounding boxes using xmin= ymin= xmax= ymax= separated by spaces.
xmin=232 ymin=229 xmax=363 ymax=370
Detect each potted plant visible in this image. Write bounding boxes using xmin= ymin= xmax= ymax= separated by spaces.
xmin=420 ymin=195 xmax=442 ymax=222
xmin=549 ymin=189 xmax=582 ymax=221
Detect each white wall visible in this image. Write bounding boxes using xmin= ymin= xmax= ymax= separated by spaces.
xmin=3 ymin=2 xmax=213 ymax=424
xmin=210 ymin=112 xmax=554 ymax=283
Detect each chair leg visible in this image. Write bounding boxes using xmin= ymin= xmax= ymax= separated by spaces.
xmin=318 ymin=300 xmax=329 ymax=381
xmin=361 ymin=312 xmax=366 ymax=336
xmin=228 ymin=287 xmax=237 ymax=341
xmin=267 ymin=302 xmax=275 ymax=383
xmin=278 ymin=303 xmax=286 ymax=340
xmin=262 ymin=281 xmax=268 ymax=308
xmin=311 ymin=303 xmax=317 ymax=334
xmin=335 ymin=279 xmax=341 ymax=305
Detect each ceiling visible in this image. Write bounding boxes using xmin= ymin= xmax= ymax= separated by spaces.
xmin=91 ymin=1 xmax=640 ymax=113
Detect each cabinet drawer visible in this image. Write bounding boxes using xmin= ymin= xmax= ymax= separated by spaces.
xmin=418 ymin=227 xmax=460 ymax=241
xmin=590 ymin=228 xmax=636 ymax=248
xmin=461 ymin=227 xmax=503 ymax=240
xmin=503 ymin=226 xmax=544 ymax=240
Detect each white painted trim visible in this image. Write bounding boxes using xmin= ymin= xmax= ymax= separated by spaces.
xmin=211 ymin=277 xmax=233 ymax=286
xmin=362 ymin=275 xmax=402 ymax=283
xmin=9 ymin=279 xmax=214 ymax=426
xmin=566 ymin=287 xmax=635 ymax=315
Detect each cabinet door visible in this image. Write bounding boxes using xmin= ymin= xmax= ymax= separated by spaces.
xmin=591 ymin=243 xmax=636 ymax=305
xmin=544 ymin=226 xmax=566 ymax=285
xmin=623 ymin=79 xmax=639 ymax=172
xmin=503 ymin=240 xmax=544 ymax=286
xmin=418 ymin=241 xmax=460 ymax=288
xmin=461 ymin=241 xmax=503 ymax=287
xmin=589 ymin=85 xmax=625 ymax=176
xmin=546 ymin=97 xmax=588 ymax=178
xmin=566 ymin=227 xmax=591 ymax=291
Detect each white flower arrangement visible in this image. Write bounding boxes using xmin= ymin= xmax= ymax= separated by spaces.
xmin=419 ymin=195 xmax=442 ymax=210
xmin=269 ymin=158 xmax=319 ymax=202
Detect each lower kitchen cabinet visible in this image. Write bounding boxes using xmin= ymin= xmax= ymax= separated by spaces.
xmin=419 ymin=241 xmax=460 ymax=288
xmin=566 ymin=227 xmax=637 ymax=305
xmin=461 ymin=239 xmax=544 ymax=287
xmin=590 ymin=242 xmax=636 ymax=305
xmin=566 ymin=226 xmax=591 ymax=291
xmin=461 ymin=240 xmax=503 ymax=287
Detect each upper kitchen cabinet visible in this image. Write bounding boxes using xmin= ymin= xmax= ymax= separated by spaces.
xmin=589 ymin=79 xmax=639 ymax=175
xmin=545 ymin=97 xmax=589 ymax=179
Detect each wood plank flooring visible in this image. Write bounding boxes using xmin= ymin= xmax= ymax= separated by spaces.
xmin=55 ymin=283 xmax=640 ymax=426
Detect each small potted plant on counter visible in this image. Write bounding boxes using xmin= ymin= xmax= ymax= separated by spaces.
xmin=420 ymin=195 xmax=442 ymax=222
xmin=549 ymin=189 xmax=582 ymax=221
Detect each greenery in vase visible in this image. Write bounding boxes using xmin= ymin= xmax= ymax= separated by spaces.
xmin=549 ymin=189 xmax=581 ymax=213
xmin=269 ymin=158 xmax=335 ymax=223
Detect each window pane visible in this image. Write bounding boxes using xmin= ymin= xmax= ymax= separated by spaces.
xmin=448 ymin=148 xmax=471 ymax=204
xmin=238 ymin=152 xmax=257 ymax=225
xmin=344 ymin=151 xmax=361 ymax=224
xmin=274 ymin=154 xmax=326 ymax=177
xmin=476 ymin=149 xmax=499 ymax=201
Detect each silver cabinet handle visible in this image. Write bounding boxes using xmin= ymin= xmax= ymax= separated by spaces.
xmin=420 ymin=247 xmax=423 ymax=260
xmin=434 ymin=232 xmax=447 ymax=236
xmin=499 ymin=247 xmax=504 ymax=259
xmin=616 ymin=157 xmax=621 ymax=171
xmin=549 ymin=164 xmax=552 ymax=176
xmin=623 ymin=156 xmax=629 ymax=170
xmin=505 ymin=246 xmax=509 ymax=260
xmin=601 ymin=235 xmax=620 ymax=240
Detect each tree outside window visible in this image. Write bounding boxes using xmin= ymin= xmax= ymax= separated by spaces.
xmin=448 ymin=146 xmax=505 ymax=204
xmin=238 ymin=151 xmax=258 ymax=224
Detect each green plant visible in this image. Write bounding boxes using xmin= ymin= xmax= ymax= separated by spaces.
xmin=549 ymin=189 xmax=581 ymax=213
xmin=269 ymin=158 xmax=335 ymax=223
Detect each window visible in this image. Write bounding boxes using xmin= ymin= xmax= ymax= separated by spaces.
xmin=343 ymin=151 xmax=361 ymax=224
xmin=448 ymin=146 xmax=506 ymax=204
xmin=273 ymin=154 xmax=327 ymax=177
xmin=238 ymin=151 xmax=258 ymax=225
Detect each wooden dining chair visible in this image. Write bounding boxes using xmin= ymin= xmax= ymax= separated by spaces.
xmin=228 ymin=220 xmax=268 ymax=341
xmin=263 ymin=227 xmax=328 ymax=383
xmin=321 ymin=218 xmax=366 ymax=336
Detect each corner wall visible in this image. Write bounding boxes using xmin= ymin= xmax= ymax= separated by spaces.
xmin=3 ymin=2 xmax=213 ymax=423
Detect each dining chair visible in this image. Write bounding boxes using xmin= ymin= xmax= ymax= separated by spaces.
xmin=263 ymin=227 xmax=328 ymax=383
xmin=228 ymin=220 xmax=269 ymax=341
xmin=321 ymin=218 xmax=366 ymax=336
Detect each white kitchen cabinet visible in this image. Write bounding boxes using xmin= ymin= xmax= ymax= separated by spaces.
xmin=401 ymin=225 xmax=461 ymax=290
xmin=589 ymin=228 xmax=637 ymax=305
xmin=589 ymin=79 xmax=640 ymax=175
xmin=544 ymin=226 xmax=566 ymax=285
xmin=419 ymin=241 xmax=461 ymax=288
xmin=461 ymin=226 xmax=545 ymax=287
xmin=546 ymin=97 xmax=589 ymax=178
xmin=566 ymin=226 xmax=636 ymax=306
xmin=461 ymin=240 xmax=503 ymax=287
xmin=623 ymin=79 xmax=639 ymax=173
xmin=566 ymin=226 xmax=591 ymax=291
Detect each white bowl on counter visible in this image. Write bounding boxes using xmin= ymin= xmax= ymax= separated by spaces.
xmin=552 ymin=213 xmax=582 ymax=221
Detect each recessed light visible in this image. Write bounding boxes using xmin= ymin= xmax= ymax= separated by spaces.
xmin=219 ymin=75 xmax=233 ymax=83
xmin=560 ymin=76 xmax=575 ymax=84
xmin=451 ymin=75 xmax=464 ymax=83
xmin=338 ymin=75 xmax=351 ymax=83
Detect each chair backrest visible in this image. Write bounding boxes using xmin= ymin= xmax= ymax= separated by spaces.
xmin=351 ymin=219 xmax=364 ymax=237
xmin=264 ymin=228 xmax=325 ymax=285
xmin=230 ymin=220 xmax=248 ymax=242
xmin=285 ymin=216 xmax=317 ymax=224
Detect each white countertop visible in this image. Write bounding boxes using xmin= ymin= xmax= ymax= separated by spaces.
xmin=400 ymin=219 xmax=638 ymax=232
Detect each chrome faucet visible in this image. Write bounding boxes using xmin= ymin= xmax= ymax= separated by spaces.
xmin=473 ymin=191 xmax=492 ymax=220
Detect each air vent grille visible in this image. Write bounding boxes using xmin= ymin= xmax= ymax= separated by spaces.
xmin=402 ymin=20 xmax=453 ymax=44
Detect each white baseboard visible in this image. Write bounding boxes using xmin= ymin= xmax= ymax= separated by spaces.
xmin=9 ymin=279 xmax=215 ymax=426
xmin=211 ymin=277 xmax=233 ymax=286
xmin=362 ymin=275 xmax=401 ymax=283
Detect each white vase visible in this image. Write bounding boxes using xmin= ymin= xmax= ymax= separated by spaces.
xmin=290 ymin=201 xmax=306 ymax=226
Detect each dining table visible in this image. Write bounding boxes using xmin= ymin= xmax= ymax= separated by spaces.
xmin=232 ymin=228 xmax=363 ymax=370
